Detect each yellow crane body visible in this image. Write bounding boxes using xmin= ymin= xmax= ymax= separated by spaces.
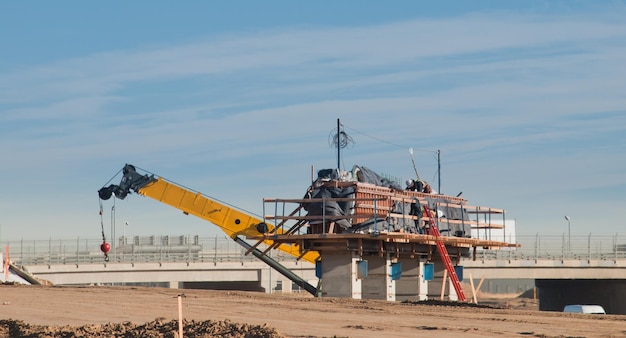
xmin=136 ymin=176 xmax=319 ymax=263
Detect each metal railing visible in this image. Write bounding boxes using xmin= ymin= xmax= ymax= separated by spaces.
xmin=5 ymin=235 xmax=296 ymax=266
xmin=476 ymin=234 xmax=626 ymax=261
xmin=4 ymin=234 xmax=626 ymax=266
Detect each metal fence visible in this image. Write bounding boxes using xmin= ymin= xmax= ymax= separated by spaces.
xmin=5 ymin=235 xmax=295 ymax=266
xmin=477 ymin=234 xmax=626 ymax=261
xmin=5 ymin=234 xmax=626 ymax=266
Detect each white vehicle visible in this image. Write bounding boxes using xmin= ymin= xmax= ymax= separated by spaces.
xmin=563 ymin=304 xmax=606 ymax=314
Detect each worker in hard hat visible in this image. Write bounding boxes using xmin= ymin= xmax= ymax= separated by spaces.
xmin=405 ymin=179 xmax=424 ymax=192
xmin=405 ymin=179 xmax=424 ymax=232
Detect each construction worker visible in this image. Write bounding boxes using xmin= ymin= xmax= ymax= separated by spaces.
xmin=407 ymin=179 xmax=435 ymax=193
xmin=405 ymin=179 xmax=424 ymax=233
xmin=422 ymin=182 xmax=432 ymax=194
xmin=405 ymin=179 xmax=424 ymax=192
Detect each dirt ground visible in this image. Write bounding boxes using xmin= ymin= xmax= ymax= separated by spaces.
xmin=0 ymin=284 xmax=624 ymax=338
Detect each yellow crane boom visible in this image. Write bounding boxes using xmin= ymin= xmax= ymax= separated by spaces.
xmin=98 ymin=164 xmax=320 ymax=295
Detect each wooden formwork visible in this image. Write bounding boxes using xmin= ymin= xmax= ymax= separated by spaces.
xmin=254 ymin=181 xmax=519 ymax=264
xmin=259 ymin=181 xmax=518 ymax=260
xmin=318 ymin=181 xmax=505 ymax=231
xmin=350 ymin=182 xmax=395 ymax=223
xmin=264 ymin=180 xmax=507 ymax=238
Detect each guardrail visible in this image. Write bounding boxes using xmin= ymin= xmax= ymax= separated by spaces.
xmin=4 ymin=234 xmax=626 ymax=266
xmin=5 ymin=235 xmax=297 ymax=266
xmin=476 ymin=234 xmax=626 ymax=261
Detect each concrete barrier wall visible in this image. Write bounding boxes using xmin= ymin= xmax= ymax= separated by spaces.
xmin=24 ymin=260 xmax=317 ymax=295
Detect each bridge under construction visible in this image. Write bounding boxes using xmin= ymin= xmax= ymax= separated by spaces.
xmin=96 ymin=162 xmax=516 ymax=302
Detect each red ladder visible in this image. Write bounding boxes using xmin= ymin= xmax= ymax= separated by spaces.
xmin=423 ymin=204 xmax=466 ymax=302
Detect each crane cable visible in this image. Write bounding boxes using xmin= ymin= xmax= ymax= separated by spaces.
xmin=409 ymin=148 xmax=421 ymax=181
xmin=96 ymin=168 xmax=123 ymax=262
xmin=98 ymin=198 xmax=110 ymax=262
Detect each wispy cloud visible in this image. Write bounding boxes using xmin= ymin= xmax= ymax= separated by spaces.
xmin=1 ymin=7 xmax=625 ymax=239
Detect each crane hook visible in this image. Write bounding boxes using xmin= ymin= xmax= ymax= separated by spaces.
xmin=100 ymin=241 xmax=110 ymax=262
xmin=99 ymin=198 xmax=110 ymax=262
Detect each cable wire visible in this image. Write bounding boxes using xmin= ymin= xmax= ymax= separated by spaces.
xmin=342 ymin=124 xmax=436 ymax=154
xmin=341 ymin=123 xmax=442 ymax=191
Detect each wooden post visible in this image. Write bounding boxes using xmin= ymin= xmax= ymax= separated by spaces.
xmin=177 ymin=294 xmax=184 ymax=338
xmin=475 ymin=275 xmax=486 ymax=294
xmin=4 ymin=245 xmax=8 ymax=282
xmin=440 ymin=269 xmax=447 ymax=301
xmin=469 ymin=273 xmax=477 ymax=304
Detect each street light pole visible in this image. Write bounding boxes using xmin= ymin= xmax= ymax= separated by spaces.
xmin=565 ymin=216 xmax=571 ymax=251
xmin=124 ymin=221 xmax=128 ymax=245
xmin=111 ymin=193 xmax=116 ymax=259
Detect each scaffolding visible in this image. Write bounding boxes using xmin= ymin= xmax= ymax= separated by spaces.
xmin=256 ymin=181 xmax=518 ymax=262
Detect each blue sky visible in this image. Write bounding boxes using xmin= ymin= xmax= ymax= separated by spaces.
xmin=1 ymin=1 xmax=625 ymax=242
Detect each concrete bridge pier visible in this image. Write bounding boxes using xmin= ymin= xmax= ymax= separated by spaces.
xmin=320 ymin=252 xmax=432 ymax=301
xmin=318 ymin=252 xmax=446 ymax=301
xmin=260 ymin=270 xmax=293 ymax=294
xmin=536 ymin=279 xmax=626 ymax=314
xmin=427 ymin=260 xmax=458 ymax=301
xmin=361 ymin=254 xmax=395 ymax=301
xmin=395 ymin=257 xmax=428 ymax=301
xmin=319 ymin=251 xmax=363 ymax=299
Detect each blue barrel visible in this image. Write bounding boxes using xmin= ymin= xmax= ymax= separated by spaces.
xmin=390 ymin=262 xmax=402 ymax=280
xmin=357 ymin=260 xmax=368 ymax=279
xmin=454 ymin=265 xmax=464 ymax=282
xmin=424 ymin=263 xmax=434 ymax=281
xmin=315 ymin=261 xmax=322 ymax=278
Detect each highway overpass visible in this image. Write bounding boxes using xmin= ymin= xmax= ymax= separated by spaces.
xmin=4 ymin=234 xmax=626 ymax=314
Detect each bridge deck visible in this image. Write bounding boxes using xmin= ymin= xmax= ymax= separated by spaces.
xmin=254 ymin=232 xmax=519 ymax=262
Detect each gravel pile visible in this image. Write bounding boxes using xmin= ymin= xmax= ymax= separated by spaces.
xmin=0 ymin=318 xmax=286 ymax=338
